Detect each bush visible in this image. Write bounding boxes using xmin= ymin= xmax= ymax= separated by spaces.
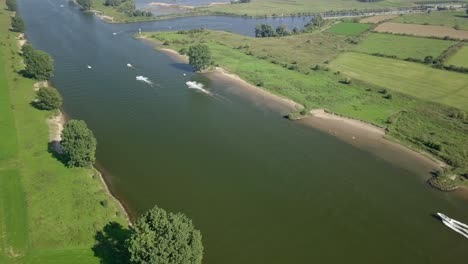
xmin=6 ymin=0 xmax=17 ymax=11
xmin=35 ymin=87 xmax=62 ymax=110
xmin=340 ymin=77 xmax=352 ymax=84
xmin=128 ymin=205 xmax=203 ymax=264
xmin=11 ymin=15 xmax=25 ymax=33
xmin=76 ymin=0 xmax=92 ymax=10
xmin=61 ymin=120 xmax=97 ymax=167
xmin=383 ymin=93 xmax=393 ymax=100
xmin=179 ymin=47 xmax=188 ymax=55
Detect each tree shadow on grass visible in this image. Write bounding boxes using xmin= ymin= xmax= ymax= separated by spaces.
xmin=93 ymin=222 xmax=131 ymax=264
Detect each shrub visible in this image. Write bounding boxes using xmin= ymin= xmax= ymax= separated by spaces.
xmin=35 ymin=87 xmax=62 ymax=110
xmin=61 ymin=120 xmax=97 ymax=167
xmin=11 ymin=15 xmax=25 ymax=33
xmin=340 ymin=77 xmax=352 ymax=84
xmin=128 ymin=205 xmax=203 ymax=264
xmin=383 ymin=94 xmax=393 ymax=100
xmin=179 ymin=47 xmax=188 ymax=55
xmin=6 ymin=0 xmax=17 ymax=11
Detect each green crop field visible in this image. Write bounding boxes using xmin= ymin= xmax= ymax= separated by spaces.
xmin=392 ymin=11 xmax=468 ymax=31
xmin=326 ymin=22 xmax=371 ymax=36
xmin=202 ymin=0 xmax=419 ymax=17
xmin=352 ymin=33 xmax=457 ymax=60
xmin=0 ymin=4 xmax=127 ymax=263
xmin=330 ymin=52 xmax=468 ymax=111
xmin=446 ymin=44 xmax=468 ymax=68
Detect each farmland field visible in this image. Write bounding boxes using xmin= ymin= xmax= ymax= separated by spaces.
xmin=446 ymin=45 xmax=468 ymax=68
xmin=392 ymin=11 xmax=468 ymax=31
xmin=330 ymin=52 xmax=468 ymax=111
xmin=352 ymin=33 xmax=457 ymax=60
xmin=326 ymin=22 xmax=370 ymax=36
xmin=359 ymin=14 xmax=398 ymax=24
xmin=374 ymin=22 xmax=468 ymax=40
xmin=203 ymin=0 xmax=419 ymax=17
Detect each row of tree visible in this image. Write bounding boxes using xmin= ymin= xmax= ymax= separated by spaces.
xmin=254 ymin=15 xmax=324 ymax=38
xmin=76 ymin=0 xmax=153 ymax=17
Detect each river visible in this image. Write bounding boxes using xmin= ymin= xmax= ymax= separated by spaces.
xmin=18 ymin=0 xmax=468 ymax=263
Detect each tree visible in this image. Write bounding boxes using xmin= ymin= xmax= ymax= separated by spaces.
xmin=188 ymin=44 xmax=212 ymax=71
xmin=35 ymin=87 xmax=62 ymax=110
xmin=61 ymin=120 xmax=97 ymax=167
xmin=6 ymin=0 xmax=17 ymax=11
xmin=77 ymin=0 xmax=92 ymax=10
xmin=11 ymin=15 xmax=25 ymax=33
xmin=23 ymin=47 xmax=54 ymax=80
xmin=105 ymin=0 xmax=122 ymax=6
xmin=275 ymin=24 xmax=290 ymax=36
xmin=255 ymin=24 xmax=276 ymax=37
xmin=128 ymin=206 xmax=203 ymax=264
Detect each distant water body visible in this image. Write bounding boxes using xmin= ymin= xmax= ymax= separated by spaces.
xmin=18 ymin=1 xmax=468 ymax=263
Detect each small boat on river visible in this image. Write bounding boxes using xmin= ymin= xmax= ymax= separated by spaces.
xmin=437 ymin=213 xmax=468 ymax=239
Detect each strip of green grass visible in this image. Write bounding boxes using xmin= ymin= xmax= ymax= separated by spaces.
xmin=352 ymin=33 xmax=457 ymax=60
xmin=326 ymin=22 xmax=370 ymax=36
xmin=391 ymin=11 xmax=468 ymax=31
xmin=0 ymin=4 xmax=127 ymax=263
xmin=446 ymin=44 xmax=468 ymax=68
xmin=330 ymin=52 xmax=468 ymax=111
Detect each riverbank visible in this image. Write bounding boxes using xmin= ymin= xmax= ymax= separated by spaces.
xmin=0 ymin=4 xmax=128 ymax=263
xmin=140 ymin=34 xmax=447 ymax=178
xmin=141 ymin=30 xmax=468 ymax=190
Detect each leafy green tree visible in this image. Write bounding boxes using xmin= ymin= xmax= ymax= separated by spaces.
xmin=23 ymin=47 xmax=54 ymax=80
xmin=275 ymin=24 xmax=290 ymax=36
xmin=11 ymin=15 xmax=25 ymax=33
xmin=35 ymin=87 xmax=63 ymax=110
xmin=77 ymin=0 xmax=92 ymax=10
xmin=61 ymin=120 xmax=97 ymax=167
xmin=255 ymin=24 xmax=276 ymax=37
xmin=128 ymin=206 xmax=203 ymax=264
xmin=6 ymin=0 xmax=17 ymax=11
xmin=105 ymin=0 xmax=122 ymax=6
xmin=188 ymin=44 xmax=212 ymax=71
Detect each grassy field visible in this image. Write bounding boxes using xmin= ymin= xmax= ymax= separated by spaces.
xmin=326 ymin=22 xmax=371 ymax=36
xmin=0 ymin=4 xmax=127 ymax=264
xmin=446 ymin=44 xmax=468 ymax=67
xmin=392 ymin=11 xmax=468 ymax=31
xmin=146 ymin=30 xmax=468 ymax=177
xmin=330 ymin=52 xmax=468 ymax=111
xmin=374 ymin=22 xmax=468 ymax=40
xmin=202 ymin=0 xmax=419 ymax=17
xmin=352 ymin=33 xmax=458 ymax=59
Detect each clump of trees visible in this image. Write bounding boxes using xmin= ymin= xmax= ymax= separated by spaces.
xmin=61 ymin=120 xmax=97 ymax=167
xmin=188 ymin=44 xmax=212 ymax=71
xmin=21 ymin=44 xmax=54 ymax=80
xmin=128 ymin=205 xmax=203 ymax=264
xmin=255 ymin=24 xmax=291 ymax=37
xmin=11 ymin=15 xmax=25 ymax=33
xmin=35 ymin=87 xmax=63 ymax=110
xmin=6 ymin=0 xmax=18 ymax=11
xmin=77 ymin=0 xmax=92 ymax=10
xmin=105 ymin=0 xmax=153 ymax=17
xmin=303 ymin=14 xmax=324 ymax=32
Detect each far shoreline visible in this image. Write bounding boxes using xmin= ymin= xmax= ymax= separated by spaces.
xmin=139 ymin=36 xmax=450 ymax=186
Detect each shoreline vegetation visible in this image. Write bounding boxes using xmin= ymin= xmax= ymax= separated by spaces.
xmin=138 ymin=26 xmax=467 ymax=191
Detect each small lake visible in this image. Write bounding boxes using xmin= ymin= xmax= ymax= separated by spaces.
xmin=18 ymin=0 xmax=468 ymax=263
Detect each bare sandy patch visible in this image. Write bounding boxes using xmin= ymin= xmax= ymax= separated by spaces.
xmin=360 ymin=14 xmax=398 ymax=24
xmin=374 ymin=22 xmax=468 ymax=40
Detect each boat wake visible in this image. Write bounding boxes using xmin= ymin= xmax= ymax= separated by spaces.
xmin=437 ymin=213 xmax=468 ymax=239
xmin=186 ymin=81 xmax=211 ymax=95
xmin=136 ymin=75 xmax=153 ymax=86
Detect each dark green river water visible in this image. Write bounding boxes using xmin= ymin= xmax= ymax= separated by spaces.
xmin=19 ymin=0 xmax=467 ymax=263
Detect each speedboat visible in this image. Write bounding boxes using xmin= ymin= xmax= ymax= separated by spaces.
xmin=437 ymin=213 xmax=468 ymax=239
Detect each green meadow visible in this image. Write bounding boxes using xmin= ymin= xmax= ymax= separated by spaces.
xmin=392 ymin=11 xmax=468 ymax=31
xmin=326 ymin=22 xmax=370 ymax=36
xmin=0 ymin=4 xmax=126 ymax=263
xmin=352 ymin=33 xmax=457 ymax=60
xmin=330 ymin=52 xmax=468 ymax=112
xmin=446 ymin=44 xmax=468 ymax=68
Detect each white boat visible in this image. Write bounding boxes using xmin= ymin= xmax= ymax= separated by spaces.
xmin=127 ymin=63 xmax=132 ymax=68
xmin=437 ymin=213 xmax=468 ymax=239
xmin=136 ymin=75 xmax=153 ymax=86
xmin=186 ymin=81 xmax=210 ymax=95
xmin=87 ymin=65 xmax=92 ymax=69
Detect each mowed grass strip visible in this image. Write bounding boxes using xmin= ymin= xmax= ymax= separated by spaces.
xmin=392 ymin=11 xmax=468 ymax=31
xmin=326 ymin=22 xmax=370 ymax=36
xmin=446 ymin=45 xmax=468 ymax=68
xmin=330 ymin=52 xmax=468 ymax=111
xmin=352 ymin=33 xmax=457 ymax=60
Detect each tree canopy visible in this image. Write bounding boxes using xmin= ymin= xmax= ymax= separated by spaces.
xmin=255 ymin=24 xmax=276 ymax=37
xmin=6 ymin=0 xmax=17 ymax=11
xmin=128 ymin=206 xmax=203 ymax=264
xmin=22 ymin=44 xmax=54 ymax=80
xmin=61 ymin=120 xmax=97 ymax=167
xmin=35 ymin=87 xmax=63 ymax=110
xmin=77 ymin=0 xmax=92 ymax=10
xmin=11 ymin=15 xmax=25 ymax=33
xmin=188 ymin=44 xmax=212 ymax=71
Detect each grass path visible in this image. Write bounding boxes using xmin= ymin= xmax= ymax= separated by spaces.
xmin=0 ymin=4 xmax=127 ymax=263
